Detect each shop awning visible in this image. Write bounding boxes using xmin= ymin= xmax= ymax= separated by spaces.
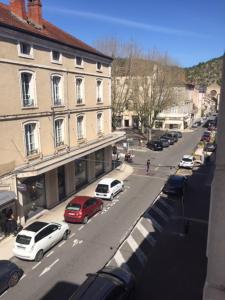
xmin=0 ymin=191 xmax=16 ymax=207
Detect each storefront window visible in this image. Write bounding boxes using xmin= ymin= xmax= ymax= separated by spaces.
xmin=95 ymin=150 xmax=105 ymax=177
xmin=58 ymin=166 xmax=66 ymax=201
xmin=21 ymin=175 xmax=46 ymax=220
xmin=75 ymin=157 xmax=88 ymax=189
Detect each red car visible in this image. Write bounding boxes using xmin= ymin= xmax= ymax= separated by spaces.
xmin=64 ymin=196 xmax=103 ymax=224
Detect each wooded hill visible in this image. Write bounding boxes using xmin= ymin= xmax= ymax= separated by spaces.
xmin=185 ymin=56 xmax=223 ymax=87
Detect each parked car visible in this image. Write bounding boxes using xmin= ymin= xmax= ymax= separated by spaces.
xmin=162 ymin=175 xmax=187 ymax=197
xmin=146 ymin=140 xmax=163 ymax=151
xmin=161 ymin=134 xmax=175 ymax=145
xmin=13 ymin=221 xmax=70 ymax=262
xmin=204 ymin=143 xmax=216 ymax=153
xmin=64 ymin=196 xmax=103 ymax=224
xmin=158 ymin=137 xmax=170 ymax=147
xmin=167 ymin=132 xmax=179 ymax=142
xmin=95 ymin=178 xmax=124 ymax=200
xmin=174 ymin=131 xmax=182 ymax=138
xmin=179 ymin=155 xmax=195 ymax=169
xmin=69 ymin=266 xmax=135 ymax=300
xmin=201 ymin=132 xmax=211 ymax=142
xmin=0 ymin=260 xmax=23 ymax=295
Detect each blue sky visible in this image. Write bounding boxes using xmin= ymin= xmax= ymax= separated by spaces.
xmin=2 ymin=0 xmax=225 ymax=67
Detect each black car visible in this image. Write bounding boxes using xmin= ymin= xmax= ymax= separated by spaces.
xmin=158 ymin=137 xmax=170 ymax=147
xmin=70 ymin=267 xmax=135 ymax=300
xmin=171 ymin=131 xmax=182 ymax=138
xmin=166 ymin=132 xmax=178 ymax=142
xmin=161 ymin=135 xmax=175 ymax=145
xmin=162 ymin=175 xmax=187 ymax=197
xmin=204 ymin=143 xmax=216 ymax=152
xmin=0 ymin=260 xmax=23 ymax=294
xmin=147 ymin=140 xmax=163 ymax=151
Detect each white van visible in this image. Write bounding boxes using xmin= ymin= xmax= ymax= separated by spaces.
xmin=95 ymin=178 xmax=124 ymax=200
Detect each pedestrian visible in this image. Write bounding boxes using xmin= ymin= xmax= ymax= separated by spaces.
xmin=146 ymin=159 xmax=150 ymax=174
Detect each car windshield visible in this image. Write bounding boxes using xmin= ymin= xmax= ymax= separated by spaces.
xmin=182 ymin=158 xmax=192 ymax=162
xmin=203 ymin=132 xmax=210 ymax=136
xmin=66 ymin=203 xmax=81 ymax=211
xmin=96 ymin=184 xmax=108 ymax=193
xmin=16 ymin=234 xmax=32 ymax=245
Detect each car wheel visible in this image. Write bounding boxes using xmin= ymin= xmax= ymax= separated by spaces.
xmin=8 ymin=271 xmax=19 ymax=287
xmin=110 ymin=194 xmax=114 ymax=201
xmin=121 ymin=185 xmax=125 ymax=192
xmin=83 ymin=216 xmax=88 ymax=224
xmin=35 ymin=250 xmax=44 ymax=262
xmin=99 ymin=204 xmax=103 ymax=211
xmin=63 ymin=230 xmax=69 ymax=240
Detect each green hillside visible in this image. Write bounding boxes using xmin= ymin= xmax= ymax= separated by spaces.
xmin=185 ymin=56 xmax=223 ymax=87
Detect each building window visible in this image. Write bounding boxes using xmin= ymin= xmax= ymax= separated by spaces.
xmin=21 ymin=71 xmax=35 ymax=107
xmin=77 ymin=115 xmax=84 ymax=140
xmin=75 ymin=56 xmax=83 ymax=67
xmin=51 ymin=50 xmax=61 ymax=63
xmin=96 ymin=62 xmax=102 ymax=71
xmin=96 ymin=80 xmax=103 ymax=103
xmin=76 ymin=77 xmax=84 ymax=104
xmin=24 ymin=123 xmax=39 ymax=156
xmin=18 ymin=42 xmax=33 ymax=58
xmin=97 ymin=112 xmax=103 ymax=134
xmin=54 ymin=119 xmax=64 ymax=147
xmin=52 ymin=75 xmax=63 ymax=106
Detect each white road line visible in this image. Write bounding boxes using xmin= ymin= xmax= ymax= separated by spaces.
xmin=78 ymin=225 xmax=84 ymax=231
xmin=78 ymin=240 xmax=83 ymax=244
xmin=58 ymin=241 xmax=66 ymax=248
xmin=127 ymin=235 xmax=147 ymax=266
xmin=0 ymin=291 xmax=8 ymax=297
xmin=152 ymin=206 xmax=169 ymax=221
xmin=87 ymin=219 xmax=92 ymax=224
xmin=113 ymin=250 xmax=126 ymax=267
xmin=136 ymin=222 xmax=156 ymax=246
xmin=39 ymin=258 xmax=59 ymax=277
xmin=20 ymin=274 xmax=26 ymax=280
xmin=32 ymin=262 xmax=41 ymax=270
xmin=146 ymin=216 xmax=163 ymax=232
xmin=69 ymin=232 xmax=76 ymax=239
xmin=93 ymin=214 xmax=98 ymax=218
xmin=72 ymin=239 xmax=79 ymax=247
xmin=155 ymin=167 xmax=159 ymax=171
xmin=46 ymin=250 xmax=54 ymax=257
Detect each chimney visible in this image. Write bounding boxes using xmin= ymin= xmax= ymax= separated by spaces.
xmin=10 ymin=0 xmax=26 ymax=19
xmin=27 ymin=0 xmax=42 ymax=26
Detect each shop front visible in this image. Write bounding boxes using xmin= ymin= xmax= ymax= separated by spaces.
xmin=95 ymin=149 xmax=105 ymax=177
xmin=0 ymin=191 xmax=16 ymax=238
xmin=19 ymin=175 xmax=46 ymax=221
xmin=75 ymin=156 xmax=88 ymax=190
xmin=58 ymin=166 xmax=66 ymax=201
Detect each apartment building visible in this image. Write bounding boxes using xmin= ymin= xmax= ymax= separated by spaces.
xmin=0 ymin=0 xmax=124 ymax=225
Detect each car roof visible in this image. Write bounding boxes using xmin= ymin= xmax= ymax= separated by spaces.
xmin=182 ymin=155 xmax=193 ymax=159
xmin=24 ymin=221 xmax=49 ymax=233
xmin=97 ymin=178 xmax=118 ymax=184
xmin=69 ymin=196 xmax=94 ymax=204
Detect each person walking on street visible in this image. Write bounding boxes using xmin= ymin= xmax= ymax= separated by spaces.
xmin=146 ymin=159 xmax=151 ymax=174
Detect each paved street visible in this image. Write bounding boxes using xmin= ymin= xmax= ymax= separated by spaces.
xmin=1 ymin=128 xmax=204 ymax=300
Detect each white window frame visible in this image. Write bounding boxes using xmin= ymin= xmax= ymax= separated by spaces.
xmin=75 ymin=56 xmax=84 ymax=68
xmin=97 ymin=112 xmax=103 ymax=134
xmin=51 ymin=74 xmax=64 ymax=106
xmin=20 ymin=70 xmax=37 ymax=108
xmin=23 ymin=121 xmax=40 ymax=156
xmin=76 ymin=114 xmax=85 ymax=140
xmin=96 ymin=62 xmax=102 ymax=72
xmin=51 ymin=50 xmax=62 ymax=64
xmin=96 ymin=79 xmax=103 ymax=103
xmin=17 ymin=42 xmax=33 ymax=59
xmin=54 ymin=118 xmax=65 ymax=147
xmin=75 ymin=77 xmax=85 ymax=105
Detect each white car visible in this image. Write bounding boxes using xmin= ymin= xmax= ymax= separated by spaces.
xmin=95 ymin=178 xmax=124 ymax=200
xmin=13 ymin=221 xmax=70 ymax=262
xmin=179 ymin=155 xmax=195 ymax=169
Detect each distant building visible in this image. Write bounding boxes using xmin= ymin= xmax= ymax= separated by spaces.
xmin=0 ymin=0 xmax=124 ymax=225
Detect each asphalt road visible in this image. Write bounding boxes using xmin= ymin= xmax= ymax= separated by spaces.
xmin=1 ymin=128 xmax=204 ymax=300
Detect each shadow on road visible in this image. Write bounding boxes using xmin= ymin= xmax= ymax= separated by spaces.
xmin=40 ymin=281 xmax=79 ymax=300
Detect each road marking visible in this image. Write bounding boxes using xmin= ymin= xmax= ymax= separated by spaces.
xmin=152 ymin=206 xmax=169 ymax=221
xmin=114 ymin=199 xmax=119 ymax=203
xmin=78 ymin=225 xmax=84 ymax=231
xmin=127 ymin=235 xmax=147 ymax=266
xmin=69 ymin=232 xmax=76 ymax=239
xmin=39 ymin=258 xmax=59 ymax=277
xmin=155 ymin=167 xmax=159 ymax=171
xmin=72 ymin=239 xmax=79 ymax=247
xmin=58 ymin=241 xmax=66 ymax=248
xmin=146 ymin=215 xmax=163 ymax=232
xmin=0 ymin=291 xmax=8 ymax=297
xmin=136 ymin=222 xmax=156 ymax=246
xmin=32 ymin=262 xmax=41 ymax=270
xmin=113 ymin=250 xmax=126 ymax=267
xmin=21 ymin=274 xmax=26 ymax=280
xmin=87 ymin=219 xmax=92 ymax=224
xmin=46 ymin=250 xmax=54 ymax=257
xmin=78 ymin=240 xmax=83 ymax=244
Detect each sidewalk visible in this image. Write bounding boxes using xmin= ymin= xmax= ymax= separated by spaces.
xmin=0 ymin=163 xmax=133 ymax=261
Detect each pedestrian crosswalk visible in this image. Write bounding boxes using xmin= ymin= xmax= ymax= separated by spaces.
xmin=106 ymin=194 xmax=175 ymax=278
